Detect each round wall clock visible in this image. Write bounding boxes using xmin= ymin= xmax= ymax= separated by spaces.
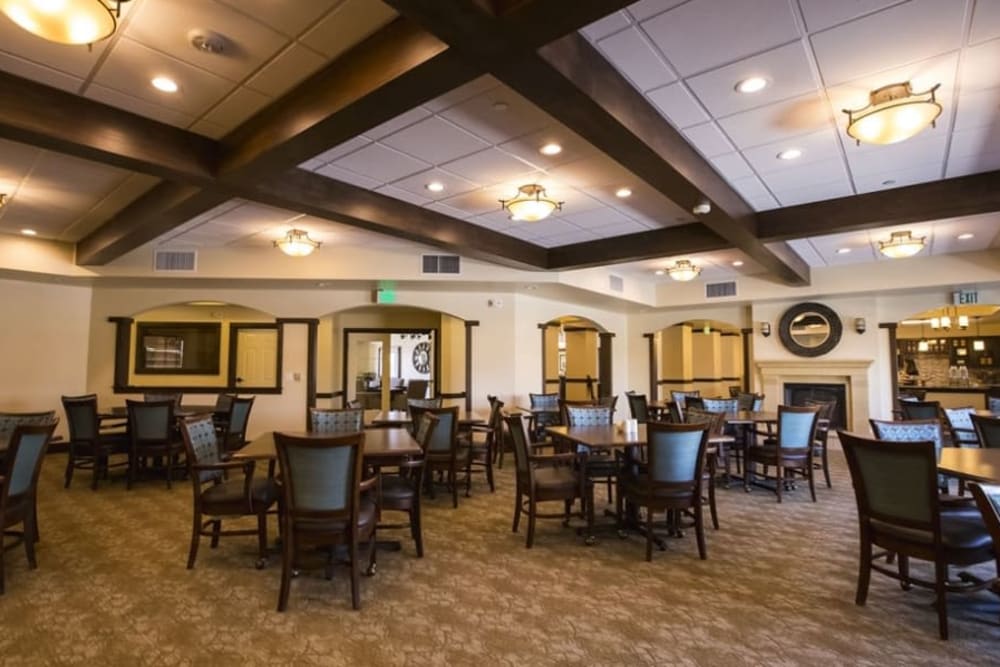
xmin=412 ymin=342 xmax=431 ymax=374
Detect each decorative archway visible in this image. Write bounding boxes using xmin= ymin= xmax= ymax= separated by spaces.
xmin=538 ymin=315 xmax=613 ymax=400
xmin=647 ymin=319 xmax=746 ymax=404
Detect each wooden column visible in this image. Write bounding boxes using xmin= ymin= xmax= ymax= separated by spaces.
xmin=464 ymin=320 xmax=479 ymax=411
xmin=643 ymin=333 xmax=657 ymax=400
xmin=879 ymin=322 xmax=899 ymax=410
xmin=740 ymin=327 xmax=753 ymax=393
xmin=538 ymin=323 xmax=550 ymax=392
xmin=598 ymin=332 xmax=614 ymax=399
xmin=107 ymin=316 xmax=133 ymax=393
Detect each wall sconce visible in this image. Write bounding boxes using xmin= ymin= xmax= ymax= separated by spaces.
xmin=760 ymin=322 xmax=771 ymax=337
xmin=854 ymin=317 xmax=867 ymax=334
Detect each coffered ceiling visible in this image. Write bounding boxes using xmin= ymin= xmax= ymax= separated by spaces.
xmin=0 ymin=0 xmax=997 ymax=288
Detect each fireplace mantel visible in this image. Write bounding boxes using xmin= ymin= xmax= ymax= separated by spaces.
xmin=756 ymin=359 xmax=873 ymax=432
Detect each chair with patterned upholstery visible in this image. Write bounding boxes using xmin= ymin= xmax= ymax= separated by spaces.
xmin=745 ymin=406 xmax=820 ymax=502
xmin=899 ymin=399 xmax=942 ymax=422
xmin=804 ymin=398 xmax=836 ymax=489
xmin=618 ymin=422 xmax=709 ymax=561
xmin=869 ymin=418 xmax=953 ymax=495
xmin=378 ymin=413 xmax=438 ymax=557
xmin=670 ymin=390 xmax=701 ymax=422
xmin=125 ymin=399 xmax=183 ymax=489
xmin=528 ymin=392 xmax=561 ymax=439
xmin=309 ymin=408 xmax=364 ymax=434
xmin=839 ymin=431 xmax=994 ymax=640
xmin=217 ymin=396 xmax=255 ymax=452
xmin=701 ymin=397 xmax=738 ymax=414
xmin=408 ymin=397 xmax=442 ymax=410
xmin=943 ymin=407 xmax=979 ymax=447
xmin=971 ymin=413 xmax=1000 ymax=448
xmin=564 ymin=404 xmax=615 ymax=507
xmin=0 ymin=422 xmax=57 ymax=594
xmin=179 ymin=415 xmax=278 ymax=569
xmin=460 ymin=399 xmax=502 ymax=495
xmin=275 ymin=430 xmax=377 ymax=611
xmin=505 ymin=413 xmax=583 ymax=548
xmin=420 ymin=406 xmax=462 ymax=508
xmin=61 ymin=396 xmax=127 ymax=490
xmin=988 ymin=396 xmax=1000 ymax=414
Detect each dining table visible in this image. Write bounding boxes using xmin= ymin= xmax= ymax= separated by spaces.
xmin=365 ymin=409 xmax=487 ymax=428
xmin=937 ymin=448 xmax=1000 ymax=484
xmin=99 ymin=404 xmax=220 ymax=420
xmin=234 ymin=427 xmax=423 ymax=462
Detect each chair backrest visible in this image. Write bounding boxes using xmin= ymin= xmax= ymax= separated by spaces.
xmin=126 ymin=399 xmax=175 ymax=444
xmin=422 ymin=406 xmax=459 ymax=454
xmin=0 ymin=409 xmax=58 ymax=443
xmin=214 ymin=393 xmax=234 ymax=413
xmin=728 ymin=385 xmax=741 ymax=397
xmin=869 ymin=418 xmax=944 ymax=456
xmin=803 ymin=398 xmax=835 ymax=422
xmin=565 ymin=405 xmax=613 ymax=427
xmin=645 ymin=422 xmax=708 ymax=498
xmin=503 ymin=413 xmax=532 ymax=477
xmin=684 ymin=396 xmax=704 ymax=412
xmin=1 ymin=423 xmax=57 ymax=500
xmin=226 ymin=396 xmax=255 ymax=441
xmin=413 ymin=412 xmax=440 ymax=452
xmin=684 ymin=407 xmax=726 ymax=438
xmin=670 ymin=390 xmax=700 ymax=409
xmin=972 ymin=413 xmax=1000 ymax=449
xmin=777 ymin=405 xmax=820 ymax=452
xmin=735 ymin=392 xmax=756 ymax=411
xmin=969 ymin=483 xmax=1000 ymax=561
xmin=899 ymin=399 xmax=941 ymax=421
xmin=942 ymin=407 xmax=978 ymax=446
xmin=309 ymin=408 xmax=363 ymax=434
xmin=275 ymin=431 xmax=364 ymax=521
xmin=625 ymin=392 xmax=649 ymax=423
xmin=597 ymin=395 xmax=618 ymax=412
xmin=61 ymin=395 xmax=100 ymax=442
xmin=486 ymin=398 xmax=505 ymax=434
xmin=529 ymin=392 xmax=559 ymax=409
xmin=839 ymin=430 xmax=938 ymax=532
xmin=701 ymin=397 xmax=738 ymax=414
xmin=179 ymin=415 xmax=223 ymax=483
xmin=406 ymin=379 xmax=429 ymax=400
xmin=408 ymin=397 xmax=442 ymax=410
xmin=988 ymin=396 xmax=1000 ymax=414
xmin=144 ymin=392 xmax=183 ymax=408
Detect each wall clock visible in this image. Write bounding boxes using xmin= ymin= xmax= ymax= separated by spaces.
xmin=412 ymin=342 xmax=431 ymax=374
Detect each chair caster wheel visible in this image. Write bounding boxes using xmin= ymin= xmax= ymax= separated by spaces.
xmin=584 ymin=535 xmax=597 ymax=546
xmin=365 ymin=563 xmax=377 ymax=576
xmin=255 ymin=557 xmax=268 ymax=570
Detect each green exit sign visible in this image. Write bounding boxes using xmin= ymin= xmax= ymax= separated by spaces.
xmin=953 ymin=290 xmax=978 ymax=305
xmin=375 ymin=289 xmax=396 ymax=304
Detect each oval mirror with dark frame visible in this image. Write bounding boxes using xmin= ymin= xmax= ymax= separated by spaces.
xmin=778 ymin=302 xmax=843 ymax=357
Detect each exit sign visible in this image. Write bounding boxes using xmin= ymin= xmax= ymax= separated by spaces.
xmin=953 ymin=290 xmax=978 ymax=305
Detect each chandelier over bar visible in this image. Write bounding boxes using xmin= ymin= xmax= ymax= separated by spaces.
xmin=500 ymin=184 xmax=562 ymax=222
xmin=842 ymin=82 xmax=941 ymax=145
xmin=274 ymin=229 xmax=320 ymax=257
xmin=1 ymin=0 xmax=131 ymax=45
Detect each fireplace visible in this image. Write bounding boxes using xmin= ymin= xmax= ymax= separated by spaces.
xmin=755 ymin=359 xmax=873 ymax=433
xmin=784 ymin=383 xmax=847 ymax=431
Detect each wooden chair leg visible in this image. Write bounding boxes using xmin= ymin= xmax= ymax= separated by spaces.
xmin=695 ymin=504 xmax=707 ymax=560
xmin=708 ymin=476 xmax=719 ymax=530
xmin=898 ymin=554 xmax=911 ymax=590
xmin=187 ymin=512 xmax=201 ymax=569
xmin=808 ymin=463 xmax=817 ymax=502
xmin=64 ymin=449 xmax=75 ymax=489
xmin=855 ymin=537 xmax=872 ymax=606
xmin=256 ymin=513 xmax=268 ymax=564
xmin=210 ymin=520 xmax=221 ymax=548
xmin=350 ymin=539 xmax=361 ymax=610
xmin=412 ymin=507 xmax=424 ymax=557
xmin=935 ymin=559 xmax=949 ymax=640
xmin=776 ymin=465 xmax=783 ymax=503
xmin=512 ymin=489 xmax=522 ymax=533
xmin=24 ymin=513 xmax=37 ymax=569
xmin=486 ymin=453 xmax=495 ymax=493
xmin=451 ymin=462 xmax=459 ymax=508
xmin=277 ymin=526 xmax=293 ymax=612
xmin=526 ymin=496 xmax=536 ymax=549
xmin=645 ymin=507 xmax=654 ymax=562
xmin=822 ymin=444 xmax=832 ymax=488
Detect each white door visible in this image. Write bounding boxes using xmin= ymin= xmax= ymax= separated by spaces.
xmin=235 ymin=329 xmax=278 ymax=388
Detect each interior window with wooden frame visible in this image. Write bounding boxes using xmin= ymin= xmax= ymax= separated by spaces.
xmin=135 ymin=322 xmax=222 ymax=375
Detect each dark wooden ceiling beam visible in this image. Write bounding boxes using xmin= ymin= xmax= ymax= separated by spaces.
xmin=0 ymin=71 xmax=218 ymax=183
xmin=547 ymin=223 xmax=728 ymax=269
xmin=757 ymin=169 xmax=1000 ymax=241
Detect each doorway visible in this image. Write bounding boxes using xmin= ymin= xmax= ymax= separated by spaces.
xmin=342 ymin=329 xmax=438 ymax=410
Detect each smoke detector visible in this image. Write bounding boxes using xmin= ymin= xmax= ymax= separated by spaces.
xmin=692 ymin=201 xmax=711 ymax=215
xmin=190 ymin=31 xmax=227 ymax=55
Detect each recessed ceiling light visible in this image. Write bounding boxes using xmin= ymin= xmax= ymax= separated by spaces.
xmin=836 ymin=247 xmax=851 ymax=254
xmin=615 ymin=187 xmax=632 ymax=198
xmin=732 ymin=260 xmax=744 ymax=267
xmin=151 ymin=76 xmax=178 ymax=93
xmin=654 ymin=269 xmax=665 ymax=276
xmin=735 ymin=77 xmax=768 ymax=94
xmin=21 ymin=229 xmax=37 ymax=236
xmin=540 ymin=143 xmax=562 ymax=156
xmin=425 ymin=181 xmax=445 ymax=192
xmin=957 ymin=233 xmax=974 ymax=240
xmin=777 ymin=148 xmax=802 ymax=160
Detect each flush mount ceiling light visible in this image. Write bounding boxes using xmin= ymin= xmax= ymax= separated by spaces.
xmin=1 ymin=0 xmax=130 ymax=46
xmin=776 ymin=148 xmax=802 ymax=160
xmin=957 ymin=233 xmax=974 ymax=240
xmin=425 ymin=181 xmax=444 ymax=192
xmin=836 ymin=247 xmax=852 ymax=255
xmin=21 ymin=228 xmax=36 ymax=236
xmin=842 ymin=81 xmax=942 ymax=145
xmin=731 ymin=260 xmax=744 ymax=267
xmin=274 ymin=229 xmax=320 ymax=257
xmin=877 ymin=230 xmax=925 ymax=258
xmin=539 ymin=143 xmax=562 ymax=156
xmin=615 ymin=187 xmax=632 ymax=198
xmin=735 ymin=77 xmax=768 ymax=93
xmin=667 ymin=259 xmax=701 ymax=282
xmin=151 ymin=76 xmax=178 ymax=93
xmin=500 ymin=184 xmax=562 ymax=222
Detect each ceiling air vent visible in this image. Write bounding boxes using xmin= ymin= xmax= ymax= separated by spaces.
xmin=705 ymin=280 xmax=737 ymax=299
xmin=609 ymin=274 xmax=624 ymax=292
xmin=153 ymin=250 xmax=197 ymax=272
xmin=422 ymin=254 xmax=461 ymax=275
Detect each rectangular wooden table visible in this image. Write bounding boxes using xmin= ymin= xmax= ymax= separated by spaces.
xmin=234 ymin=428 xmax=423 ymax=462
xmin=100 ymin=404 xmax=220 ymax=420
xmin=366 ymin=409 xmax=487 ymax=428
xmin=938 ymin=448 xmax=1000 ymax=484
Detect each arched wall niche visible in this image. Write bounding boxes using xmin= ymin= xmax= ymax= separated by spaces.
xmin=651 ymin=319 xmax=746 ymax=402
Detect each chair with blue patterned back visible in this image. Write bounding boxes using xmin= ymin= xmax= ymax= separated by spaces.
xmin=309 ymin=407 xmax=363 ymax=434
xmin=275 ymin=429 xmax=376 ymax=611
xmin=745 ymin=405 xmax=820 ymax=502
xmin=869 ymin=418 xmax=951 ymax=494
xmin=701 ymin=398 xmax=738 ymax=414
xmin=942 ymin=407 xmax=978 ymax=447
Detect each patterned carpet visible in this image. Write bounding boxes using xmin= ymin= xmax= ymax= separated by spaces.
xmin=1 ymin=447 xmax=998 ymax=666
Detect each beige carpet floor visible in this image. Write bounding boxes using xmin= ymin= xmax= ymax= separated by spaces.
xmin=1 ymin=449 xmax=998 ymax=666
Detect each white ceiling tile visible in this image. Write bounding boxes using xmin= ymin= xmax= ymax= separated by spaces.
xmin=389 ymin=168 xmax=480 ymax=200
xmin=946 ymin=150 xmax=1000 ymax=177
xmin=954 ymin=86 xmax=1000 ymax=131
xmin=760 ymin=156 xmax=850 ymax=191
xmin=717 ymin=91 xmax=833 ymax=149
xmin=947 ymin=123 xmax=1000 ymax=158
xmin=439 ymin=187 xmax=508 ymax=216
xmin=466 ymin=212 xmax=512 ymax=230
xmin=314 ymin=163 xmax=382 ymax=189
xmin=646 ymin=83 xmax=710 ymax=129
xmin=364 ymin=106 xmax=432 ymax=140
xmin=535 ymin=230 xmax=600 ymax=247
xmin=126 ymin=0 xmax=289 ymax=83
xmin=853 ymin=163 xmax=943 ymax=192
xmin=594 ymin=220 xmax=651 ymax=236
xmin=686 ymin=41 xmax=819 ymax=118
xmin=498 ymin=128 xmax=594 ymax=170
xmin=970 ymin=0 xmax=1000 ymax=44
xmin=85 ymin=84 xmax=196 ymax=127
xmin=960 ymin=38 xmax=1000 ymax=91
xmin=438 ymin=86 xmax=551 ymax=144
xmin=332 ymin=143 xmax=430 ymax=182
xmin=373 ymin=184 xmax=431 ymax=207
xmin=526 ymin=219 xmax=580 ymax=239
xmin=748 ymin=194 xmax=781 ymax=211
xmin=424 ymin=201 xmax=470 ymax=219
xmin=785 ymin=238 xmax=826 ymax=267
xmin=596 ymin=26 xmax=675 ymax=92
xmin=741 ymin=127 xmax=843 ymax=174
xmin=627 ymin=0 xmax=689 ymax=22
xmin=581 ymin=11 xmax=631 ymax=41
xmin=246 ymin=44 xmax=327 ymax=97
xmin=440 ymin=149 xmax=536 ymax=186
xmin=682 ymin=122 xmax=734 ymax=158
xmin=200 ymin=87 xmax=273 ymax=131
xmin=810 ymin=0 xmax=965 ymax=86
xmin=844 ymin=133 xmax=947 ymax=176
xmin=381 ymin=116 xmax=491 ymax=165
xmin=771 ymin=178 xmax=854 ymax=206
xmin=216 ymin=0 xmax=343 ymax=38
xmin=729 ymin=175 xmax=773 ymax=202
xmin=305 ymin=136 xmax=372 ymax=168
xmin=502 ymin=224 xmax=547 ymax=241
xmin=300 ymin=0 xmax=397 ymax=59
xmin=709 ymin=153 xmax=755 ymax=182
xmin=89 ymin=38 xmax=234 ymax=117
xmin=642 ymin=0 xmax=800 ymax=76
xmin=0 ymin=52 xmax=82 ymax=93
xmin=797 ymin=0 xmax=902 ymax=32
xmin=544 ymin=155 xmax=633 ymax=189
xmin=561 ymin=206 xmax=633 ymax=230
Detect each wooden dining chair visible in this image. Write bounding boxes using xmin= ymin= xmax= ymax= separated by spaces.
xmin=684 ymin=407 xmax=728 ymax=529
xmin=309 ymin=407 xmax=363 ymax=433
xmin=943 ymin=407 xmax=979 ymax=447
xmin=460 ymin=398 xmax=502 ymax=494
xmin=745 ymin=405 xmax=820 ymax=502
xmin=971 ymin=413 xmax=1000 ymax=448
xmin=218 ymin=396 xmax=255 ymax=452
xmin=419 ymin=406 xmax=461 ymax=508
xmin=625 ymin=391 xmax=650 ymax=423
xmin=125 ymin=399 xmax=183 ymax=489
xmin=377 ymin=413 xmax=438 ymax=557
xmin=804 ymin=398 xmax=836 ymax=488
xmin=61 ymin=395 xmax=127 ymax=490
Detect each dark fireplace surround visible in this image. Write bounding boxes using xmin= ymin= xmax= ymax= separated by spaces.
xmin=784 ymin=383 xmax=848 ymax=431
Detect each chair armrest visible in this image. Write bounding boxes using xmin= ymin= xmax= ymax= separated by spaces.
xmin=192 ymin=459 xmax=254 ymax=476
xmin=359 ymin=475 xmax=378 ymax=493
